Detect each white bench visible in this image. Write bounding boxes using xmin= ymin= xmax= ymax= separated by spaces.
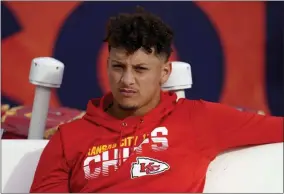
xmin=2 ymin=140 xmax=283 ymax=193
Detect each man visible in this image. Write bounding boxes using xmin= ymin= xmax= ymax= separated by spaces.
xmin=30 ymin=6 xmax=283 ymax=193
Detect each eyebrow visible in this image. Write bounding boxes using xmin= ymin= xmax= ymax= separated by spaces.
xmin=111 ymin=60 xmax=124 ymax=64
xmin=111 ymin=60 xmax=148 ymax=66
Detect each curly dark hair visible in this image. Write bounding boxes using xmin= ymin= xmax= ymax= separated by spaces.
xmin=103 ymin=6 xmax=174 ymax=60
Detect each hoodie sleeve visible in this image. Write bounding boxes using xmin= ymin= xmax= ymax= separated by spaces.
xmin=30 ymin=129 xmax=70 ymax=192
xmin=196 ymin=100 xmax=283 ymax=157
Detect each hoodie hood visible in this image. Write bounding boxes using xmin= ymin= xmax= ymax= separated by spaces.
xmin=84 ymin=91 xmax=177 ymax=135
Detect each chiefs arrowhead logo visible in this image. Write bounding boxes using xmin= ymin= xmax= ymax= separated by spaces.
xmin=131 ymin=157 xmax=170 ymax=179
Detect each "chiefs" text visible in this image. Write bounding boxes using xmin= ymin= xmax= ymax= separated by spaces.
xmin=83 ymin=127 xmax=169 ymax=179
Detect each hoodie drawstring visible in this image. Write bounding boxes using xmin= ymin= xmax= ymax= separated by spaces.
xmin=117 ymin=118 xmax=144 ymax=167
xmin=118 ymin=130 xmax=123 ymax=167
xmin=131 ymin=119 xmax=143 ymax=150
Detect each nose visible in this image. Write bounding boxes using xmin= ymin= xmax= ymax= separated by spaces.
xmin=121 ymin=70 xmax=135 ymax=86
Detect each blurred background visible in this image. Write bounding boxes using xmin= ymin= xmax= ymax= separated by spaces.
xmin=1 ymin=1 xmax=283 ymax=117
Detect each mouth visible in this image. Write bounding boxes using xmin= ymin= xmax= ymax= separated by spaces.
xmin=119 ymin=88 xmax=137 ymax=97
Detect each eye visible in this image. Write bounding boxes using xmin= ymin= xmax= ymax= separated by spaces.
xmin=135 ymin=66 xmax=148 ymax=71
xmin=112 ymin=64 xmax=123 ymax=69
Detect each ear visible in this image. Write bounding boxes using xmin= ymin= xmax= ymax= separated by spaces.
xmin=160 ymin=61 xmax=172 ymax=85
xmin=107 ymin=58 xmax=111 ymax=69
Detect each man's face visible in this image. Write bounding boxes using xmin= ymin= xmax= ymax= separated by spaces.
xmin=107 ymin=48 xmax=171 ymax=110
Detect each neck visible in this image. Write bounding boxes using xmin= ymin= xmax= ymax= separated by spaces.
xmin=108 ymin=92 xmax=161 ymax=119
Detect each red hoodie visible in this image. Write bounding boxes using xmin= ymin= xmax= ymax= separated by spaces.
xmin=30 ymin=92 xmax=283 ymax=193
